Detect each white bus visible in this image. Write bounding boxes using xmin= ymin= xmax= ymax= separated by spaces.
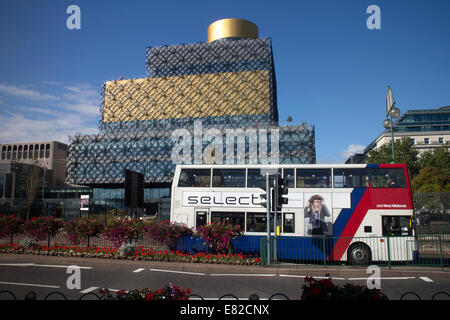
xmin=170 ymin=163 xmax=416 ymax=264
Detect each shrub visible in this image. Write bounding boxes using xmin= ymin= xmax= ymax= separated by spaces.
xmin=195 ymin=221 xmax=243 ymax=254
xmin=63 ymin=217 xmax=104 ymax=244
xmin=100 ymin=283 xmax=191 ymax=300
xmin=103 ymin=217 xmax=145 ymax=247
xmin=301 ymin=276 xmax=387 ymax=300
xmin=118 ymin=242 xmax=138 ymax=257
xmin=146 ymin=220 xmax=193 ymax=248
xmin=0 ymin=214 xmax=24 ymax=238
xmin=22 ymin=216 xmax=63 ymax=241
xmin=20 ymin=237 xmax=38 ymax=249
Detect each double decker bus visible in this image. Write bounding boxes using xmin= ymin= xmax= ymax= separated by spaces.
xmin=170 ymin=163 xmax=416 ymax=264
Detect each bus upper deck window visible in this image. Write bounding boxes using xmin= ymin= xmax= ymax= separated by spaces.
xmin=334 ymin=169 xmax=369 ymax=188
xmin=283 ymin=169 xmax=295 ymax=188
xmin=371 ymin=168 xmax=406 ymax=188
xmin=296 ymin=169 xmax=331 ymax=188
xmin=247 ymin=169 xmax=267 ymax=188
xmin=212 ymin=169 xmax=245 ymax=188
xmin=178 ymin=169 xmax=211 ymax=187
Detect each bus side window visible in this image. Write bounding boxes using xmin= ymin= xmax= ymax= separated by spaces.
xmin=371 ymin=168 xmax=406 ymax=188
xmin=334 ymin=169 xmax=369 ymax=188
xmin=247 ymin=213 xmax=269 ymax=232
xmin=178 ymin=170 xmax=190 ymax=187
xmin=283 ymin=169 xmax=295 ymax=188
xmin=247 ymin=169 xmax=266 ymax=188
xmin=212 ymin=169 xmax=245 ymax=188
xmin=178 ymin=169 xmax=211 ymax=187
xmin=296 ymin=169 xmax=331 ymax=188
xmin=211 ymin=212 xmax=245 ymax=230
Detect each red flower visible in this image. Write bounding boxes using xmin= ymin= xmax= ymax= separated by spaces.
xmin=305 ymin=276 xmax=314 ymax=284
xmin=311 ymin=287 xmax=323 ymax=295
xmin=145 ymin=292 xmax=154 ymax=300
xmin=319 ymin=278 xmax=333 ymax=289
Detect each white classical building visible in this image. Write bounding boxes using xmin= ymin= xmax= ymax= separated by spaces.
xmin=346 ymin=106 xmax=450 ymax=163
xmin=0 ymin=141 xmax=68 ymax=187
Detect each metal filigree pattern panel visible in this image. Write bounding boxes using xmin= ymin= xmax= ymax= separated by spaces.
xmin=146 ymin=38 xmax=272 ymax=77
xmin=101 ymin=70 xmax=271 ymax=124
xmin=66 ymin=125 xmax=316 ymax=185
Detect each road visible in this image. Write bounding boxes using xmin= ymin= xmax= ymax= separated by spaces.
xmin=0 ymin=254 xmax=449 ymax=300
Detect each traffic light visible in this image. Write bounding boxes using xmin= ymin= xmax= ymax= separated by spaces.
xmin=276 ymin=175 xmax=288 ymax=210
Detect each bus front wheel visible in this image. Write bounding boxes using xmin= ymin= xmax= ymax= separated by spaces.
xmin=348 ymin=243 xmax=371 ymax=265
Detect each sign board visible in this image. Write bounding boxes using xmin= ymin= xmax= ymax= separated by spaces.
xmin=182 ymin=191 xmax=350 ymax=209
xmin=80 ymin=194 xmax=90 ymax=211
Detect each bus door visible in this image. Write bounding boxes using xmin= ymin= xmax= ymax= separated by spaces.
xmin=195 ymin=209 xmax=209 ymax=229
xmin=282 ymin=211 xmax=296 ymax=234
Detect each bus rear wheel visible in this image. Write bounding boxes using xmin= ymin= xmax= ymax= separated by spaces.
xmin=348 ymin=243 xmax=371 ymax=265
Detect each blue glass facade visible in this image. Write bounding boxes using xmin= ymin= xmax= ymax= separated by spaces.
xmin=393 ymin=106 xmax=450 ymax=133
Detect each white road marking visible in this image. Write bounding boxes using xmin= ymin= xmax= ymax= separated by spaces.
xmin=279 ymin=274 xmax=346 ymax=280
xmin=132 ymin=268 xmax=145 ymax=273
xmin=0 ymin=281 xmax=60 ymax=289
xmin=347 ymin=277 xmax=415 ymax=280
xmin=33 ymin=264 xmax=92 ymax=269
xmin=80 ymin=286 xmax=99 ymax=294
xmin=0 ymin=263 xmax=92 ymax=269
xmin=210 ymin=274 xmax=276 ymax=277
xmin=149 ymin=268 xmax=206 ymax=276
xmin=419 ymin=276 xmax=433 ymax=282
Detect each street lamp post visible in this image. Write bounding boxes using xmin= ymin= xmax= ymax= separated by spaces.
xmin=383 ymin=85 xmax=401 ymax=163
xmin=42 ymin=160 xmax=48 ymax=215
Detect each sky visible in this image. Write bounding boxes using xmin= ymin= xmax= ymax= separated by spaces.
xmin=0 ymin=0 xmax=449 ymax=163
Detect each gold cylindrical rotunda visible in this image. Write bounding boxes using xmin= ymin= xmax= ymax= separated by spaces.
xmin=207 ymin=18 xmax=259 ymax=43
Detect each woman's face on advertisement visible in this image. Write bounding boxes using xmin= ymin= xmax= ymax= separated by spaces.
xmin=312 ymin=199 xmax=322 ymax=210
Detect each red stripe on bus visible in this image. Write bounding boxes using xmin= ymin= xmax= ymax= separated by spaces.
xmin=328 ymin=189 xmax=372 ymax=261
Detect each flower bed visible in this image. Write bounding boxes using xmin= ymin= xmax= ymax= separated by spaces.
xmin=0 ymin=243 xmax=261 ymax=265
xmin=0 ymin=215 xmax=254 ymax=265
xmin=300 ymin=275 xmax=387 ymax=300
xmin=0 ymin=215 xmax=24 ymax=238
xmin=63 ymin=217 xmax=104 ymax=245
xmin=100 ymin=284 xmax=191 ymax=300
xmin=22 ymin=216 xmax=62 ymax=241
xmin=103 ymin=218 xmax=146 ymax=248
xmin=0 ymin=243 xmax=119 ymax=258
xmin=146 ymin=220 xmax=193 ymax=248
xmin=196 ymin=221 xmax=243 ymax=254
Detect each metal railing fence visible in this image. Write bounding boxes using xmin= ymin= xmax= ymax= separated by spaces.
xmin=0 ymin=289 xmax=448 ymax=300
xmin=259 ymin=235 xmax=449 ymax=269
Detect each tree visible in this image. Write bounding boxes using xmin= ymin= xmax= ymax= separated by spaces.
xmin=417 ymin=142 xmax=450 ymax=176
xmin=23 ymin=164 xmax=42 ymax=221
xmin=366 ymin=137 xmax=420 ymax=176
xmin=411 ymin=166 xmax=450 ymax=193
